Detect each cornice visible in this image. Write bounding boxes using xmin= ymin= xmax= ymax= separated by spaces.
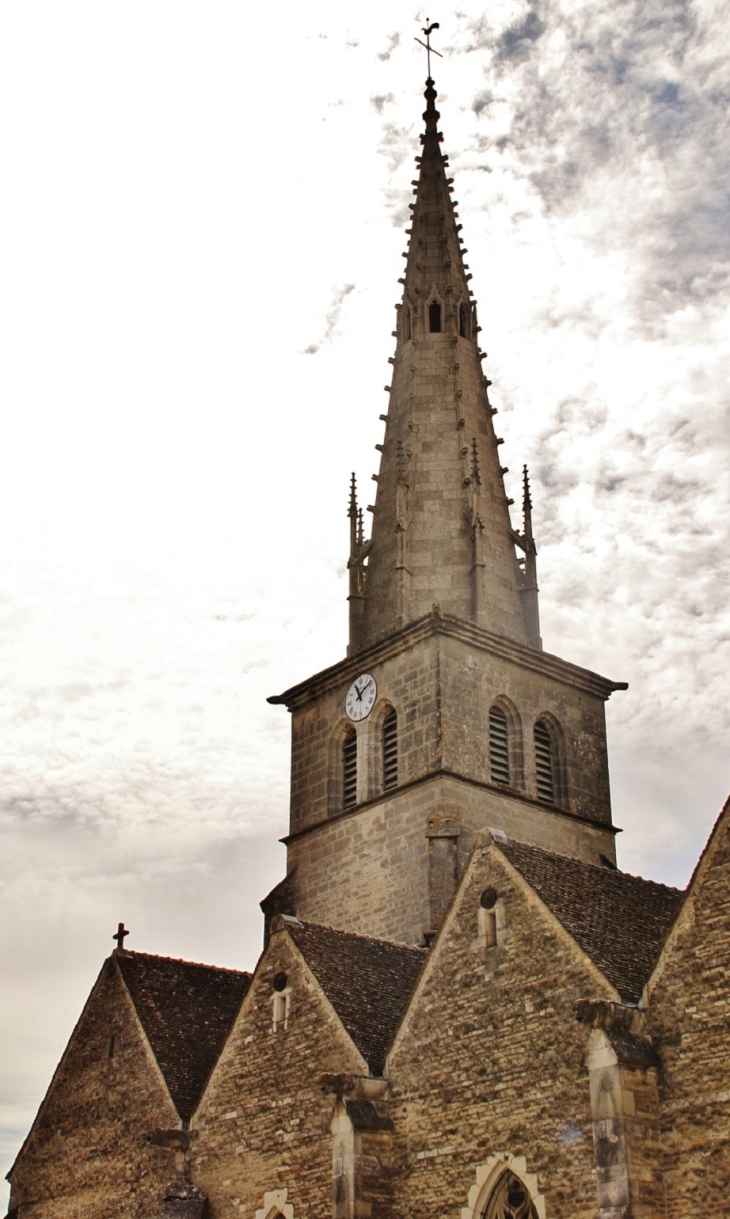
xmin=267 ymin=610 xmax=628 ymax=710
xmin=281 ymin=767 xmax=620 ymax=846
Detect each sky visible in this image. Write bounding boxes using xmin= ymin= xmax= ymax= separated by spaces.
xmin=1 ymin=0 xmax=728 ymax=1199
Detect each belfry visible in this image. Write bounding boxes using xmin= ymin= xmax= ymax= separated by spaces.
xmin=7 ymin=68 xmax=729 ymax=1219
xmin=266 ymin=76 xmax=627 ymax=949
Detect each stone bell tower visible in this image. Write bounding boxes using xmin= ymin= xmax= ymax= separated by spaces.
xmin=266 ymin=79 xmax=627 ymax=948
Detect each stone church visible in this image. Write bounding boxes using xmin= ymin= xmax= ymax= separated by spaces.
xmin=6 ymin=77 xmax=730 ymax=1219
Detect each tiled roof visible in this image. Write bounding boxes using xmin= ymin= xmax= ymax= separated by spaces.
xmin=116 ymin=951 xmax=251 ymax=1121
xmin=498 ymin=839 xmax=683 ymax=1003
xmin=286 ymin=922 xmax=427 ymax=1074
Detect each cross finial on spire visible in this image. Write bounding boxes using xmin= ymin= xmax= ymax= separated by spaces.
xmin=113 ymin=922 xmax=130 ymax=953
xmin=414 ymin=18 xmax=442 ymax=79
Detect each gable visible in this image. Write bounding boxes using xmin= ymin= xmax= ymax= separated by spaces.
xmin=642 ymin=796 xmax=730 ymax=1214
xmin=386 ymin=840 xmax=615 ymax=1217
xmin=7 ymin=955 xmax=180 ymax=1210
xmin=192 ymin=921 xmax=373 ymax=1219
xmin=116 ymin=951 xmax=250 ymax=1122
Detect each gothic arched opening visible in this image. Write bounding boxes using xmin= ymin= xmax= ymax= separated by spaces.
xmin=481 ymin=1170 xmax=539 ymax=1219
xmin=342 ymin=728 xmax=357 ymax=811
xmin=428 ymin=300 xmax=442 ymax=332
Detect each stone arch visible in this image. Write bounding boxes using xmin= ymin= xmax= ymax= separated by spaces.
xmin=327 ymin=718 xmax=358 ymax=816
xmin=255 ymin=1188 xmax=295 ymax=1219
xmin=488 ymin=695 xmax=524 ymax=790
xmin=533 ymin=711 xmax=568 ymax=808
xmin=425 ymin=285 xmax=444 ymax=334
xmin=462 ymin=1154 xmax=545 ymax=1219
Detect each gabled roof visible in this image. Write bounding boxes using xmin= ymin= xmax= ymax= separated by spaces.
xmin=116 ymin=951 xmax=251 ymax=1121
xmin=498 ymin=840 xmax=683 ymax=1003
xmin=286 ymin=921 xmax=427 ymax=1074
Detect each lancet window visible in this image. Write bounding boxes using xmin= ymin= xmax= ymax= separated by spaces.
xmin=481 ymin=1170 xmax=538 ymax=1219
xmin=342 ymin=728 xmax=358 ymax=811
xmin=489 ymin=706 xmax=510 ymax=785
xmin=382 ymin=708 xmax=398 ymax=791
xmin=534 ymin=720 xmax=556 ymax=803
xmin=428 ymin=300 xmax=442 ymax=332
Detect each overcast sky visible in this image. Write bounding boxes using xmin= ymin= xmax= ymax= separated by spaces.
xmin=1 ymin=0 xmax=728 ymax=1198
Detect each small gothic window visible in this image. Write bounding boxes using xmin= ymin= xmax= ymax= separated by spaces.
xmin=428 ymin=301 xmax=442 ymax=332
xmin=482 ymin=1170 xmax=538 ymax=1219
xmin=459 ymin=302 xmax=469 ymax=338
xmin=382 ymin=708 xmax=398 ymax=791
xmin=534 ymin=720 xmax=555 ymax=803
xmin=342 ymin=728 xmax=357 ymax=811
xmin=489 ymin=707 xmax=510 ymax=785
xmin=405 ymin=307 xmax=412 ymax=340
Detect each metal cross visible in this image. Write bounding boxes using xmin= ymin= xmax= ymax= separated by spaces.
xmin=415 ymin=19 xmax=443 ymax=77
xmin=113 ymin=922 xmax=130 ymax=951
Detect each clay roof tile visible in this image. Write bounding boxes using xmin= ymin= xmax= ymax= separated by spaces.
xmin=497 ymin=839 xmax=683 ymax=1003
xmin=116 ymin=951 xmax=251 ymax=1121
xmin=286 ymin=922 xmax=427 ymax=1074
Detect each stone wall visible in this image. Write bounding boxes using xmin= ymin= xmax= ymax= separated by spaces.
xmin=386 ymin=842 xmax=616 ymax=1218
xmin=192 ymin=925 xmax=366 ymax=1219
xmin=8 ymin=958 xmax=179 ymax=1218
xmin=646 ymin=801 xmax=730 ymax=1216
xmin=287 ymin=770 xmax=617 ymax=947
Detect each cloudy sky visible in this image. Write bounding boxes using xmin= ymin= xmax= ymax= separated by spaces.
xmin=1 ymin=0 xmax=728 ymax=1196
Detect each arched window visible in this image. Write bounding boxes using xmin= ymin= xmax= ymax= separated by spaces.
xmin=489 ymin=706 xmax=510 ymax=785
xmin=482 ymin=1170 xmax=538 ymax=1219
xmin=428 ymin=300 xmax=442 ymax=332
xmin=382 ymin=708 xmax=398 ymax=791
xmin=459 ymin=302 xmax=470 ymax=338
xmin=342 ymin=728 xmax=357 ymax=811
xmin=534 ymin=720 xmax=555 ymax=803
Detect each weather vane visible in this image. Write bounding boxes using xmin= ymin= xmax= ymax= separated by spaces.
xmin=415 ymin=19 xmax=443 ymax=77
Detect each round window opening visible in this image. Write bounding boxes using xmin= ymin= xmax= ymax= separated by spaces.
xmin=273 ymin=971 xmax=288 ymax=992
xmin=481 ymin=1169 xmax=538 ymax=1219
xmin=480 ymin=887 xmax=498 ymax=910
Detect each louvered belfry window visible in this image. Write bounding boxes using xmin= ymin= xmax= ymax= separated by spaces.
xmin=342 ymin=729 xmax=358 ymax=811
xmin=382 ymin=708 xmax=398 ymax=791
xmin=534 ymin=720 xmax=555 ymax=803
xmin=489 ymin=706 xmax=510 ymax=785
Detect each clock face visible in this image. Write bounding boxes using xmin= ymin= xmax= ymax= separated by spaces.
xmin=345 ymin=673 xmax=377 ymax=722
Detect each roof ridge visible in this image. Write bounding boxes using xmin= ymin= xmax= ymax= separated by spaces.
xmin=115 ymin=949 xmax=252 ymax=977
xmin=295 ymin=919 xmax=427 ymax=954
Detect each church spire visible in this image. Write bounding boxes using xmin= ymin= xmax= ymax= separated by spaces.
xmin=350 ymin=76 xmax=539 ymax=654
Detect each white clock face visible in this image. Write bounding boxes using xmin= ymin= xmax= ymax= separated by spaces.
xmin=345 ymin=673 xmax=377 ymax=722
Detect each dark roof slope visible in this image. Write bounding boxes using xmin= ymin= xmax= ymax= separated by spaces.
xmin=116 ymin=951 xmax=251 ymax=1121
xmin=498 ymin=840 xmax=683 ymax=1003
xmin=287 ymin=921 xmax=427 ymax=1074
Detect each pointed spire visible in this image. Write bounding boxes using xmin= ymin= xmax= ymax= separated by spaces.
xmin=349 ymin=77 xmax=540 ymax=652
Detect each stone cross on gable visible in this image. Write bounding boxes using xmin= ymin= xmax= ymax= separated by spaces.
xmin=113 ymin=922 xmax=130 ymax=952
